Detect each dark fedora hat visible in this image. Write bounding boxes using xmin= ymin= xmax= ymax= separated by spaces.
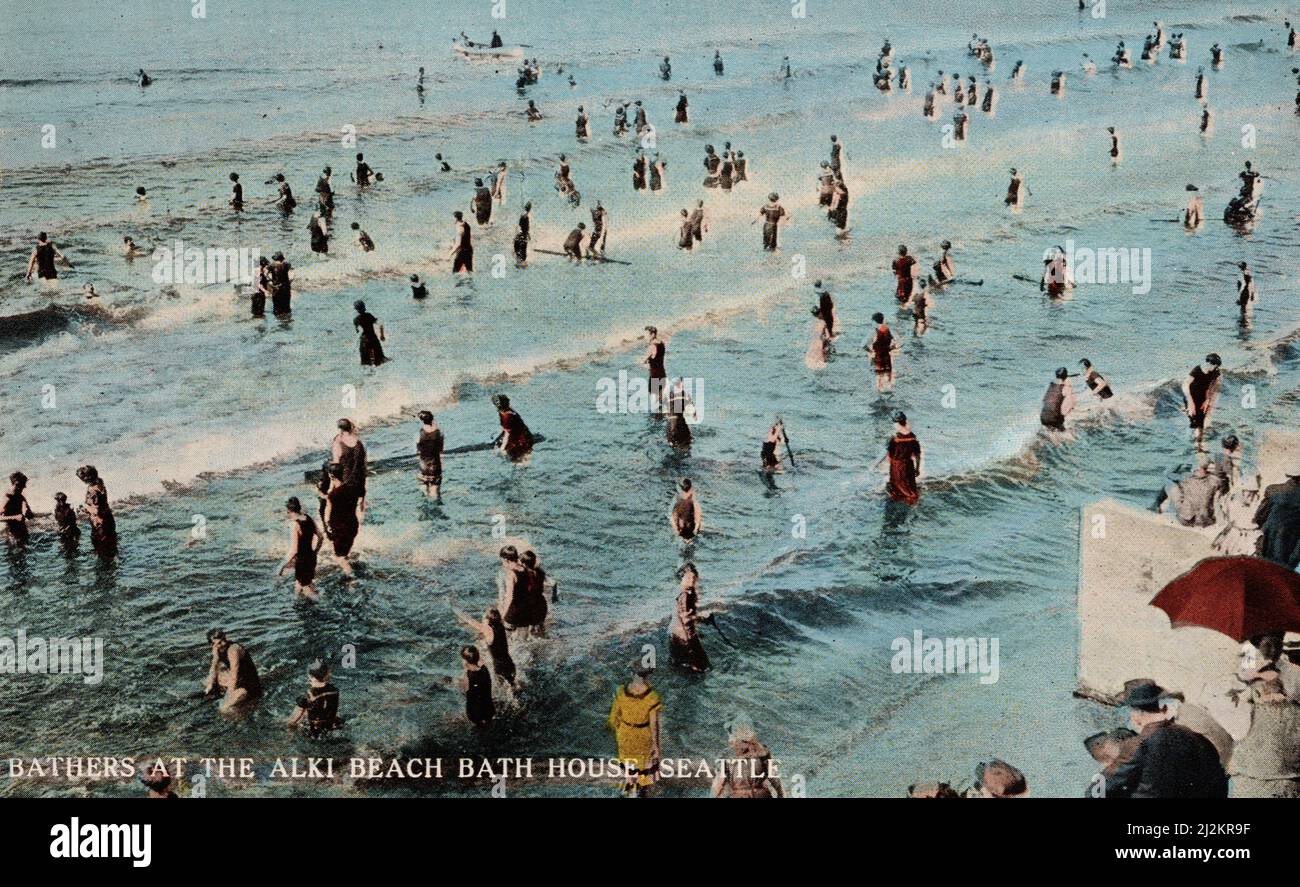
xmin=1121 ymin=678 xmax=1171 ymax=711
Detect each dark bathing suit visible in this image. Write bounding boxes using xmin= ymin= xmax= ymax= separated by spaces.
xmin=294 ymin=514 xmax=318 ymax=585
xmin=354 ymin=311 xmax=386 ymax=366
xmin=417 ymin=427 xmax=444 ymax=487
xmin=309 ymin=219 xmax=329 ymax=253
xmin=1086 ymin=373 xmax=1113 ymax=399
xmin=269 ymin=261 xmax=292 ymax=314
xmin=3 ymin=491 xmax=30 ymax=544
xmin=230 ymin=646 xmax=263 ymax=701
xmin=1187 ymin=366 xmax=1220 ymax=429
xmin=760 ymin=204 xmax=786 ymax=251
xmin=34 ymin=242 xmax=57 ymax=279
xmin=498 ymin=409 xmax=535 ymax=460
xmin=871 ymin=326 xmax=893 ymax=373
xmin=84 ymin=481 xmax=117 ymax=557
xmin=55 ymin=502 xmax=80 ymax=545
xmin=673 ymin=497 xmax=697 ymax=539
xmin=669 ymin=586 xmax=710 ymax=671
xmin=1040 ymin=381 xmax=1067 ymax=430
xmin=466 ymin=664 xmax=494 ymax=726
xmin=886 ymin=432 xmax=922 ymax=505
xmin=326 ymin=484 xmax=360 ymax=557
xmin=453 ymin=222 xmax=473 ymax=272
xmin=487 ymin=623 xmax=515 ymax=684
xmin=514 ymin=213 xmax=530 ymax=263
xmin=298 ymin=682 xmax=343 ymax=738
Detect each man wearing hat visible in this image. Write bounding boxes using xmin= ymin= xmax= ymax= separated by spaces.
xmin=1254 ymin=457 xmax=1300 ymax=570
xmin=1103 ymin=681 xmax=1228 ymax=798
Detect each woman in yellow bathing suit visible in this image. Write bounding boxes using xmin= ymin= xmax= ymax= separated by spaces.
xmin=608 ymin=666 xmax=663 ymax=797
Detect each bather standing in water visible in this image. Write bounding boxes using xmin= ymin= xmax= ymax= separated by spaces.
xmin=669 ymin=563 xmax=710 ymax=673
xmin=878 ymin=412 xmax=923 ymax=505
xmin=25 ymin=232 xmax=71 ymax=284
xmin=670 ymin=478 xmax=703 ymax=541
xmin=76 ymin=465 xmax=117 ymax=558
xmin=806 ymin=305 xmax=833 ymax=369
xmin=353 ymin=300 xmax=386 ymax=366
xmin=416 ymin=411 xmax=444 ymax=499
xmin=664 ymin=378 xmax=694 ymax=451
xmin=513 ymin=202 xmax=532 ymax=267
xmin=761 ymin=419 xmax=790 ymax=473
xmin=493 ymin=393 xmax=535 ymax=461
xmin=278 ymin=496 xmax=323 ymax=600
xmin=757 ymin=193 xmax=788 ymax=251
xmin=322 ymin=465 xmax=359 ymax=576
xmin=1 ymin=472 xmax=33 ymax=547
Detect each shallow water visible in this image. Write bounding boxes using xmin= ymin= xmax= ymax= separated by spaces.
xmin=1 ymin=0 xmax=1297 ymax=796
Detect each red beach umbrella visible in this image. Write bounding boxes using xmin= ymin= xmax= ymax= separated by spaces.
xmin=1150 ymin=556 xmax=1300 ymax=641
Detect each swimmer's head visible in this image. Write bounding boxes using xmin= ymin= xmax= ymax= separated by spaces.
xmin=285 ymin=497 xmax=302 ymax=513
xmin=322 ymin=166 xmax=332 ymax=175
xmin=679 ymin=478 xmax=692 ymax=492
xmin=229 ymin=172 xmax=239 ymax=181
xmin=453 ymin=211 xmax=464 ymax=221
xmin=872 ymin=312 xmax=885 ymax=324
xmin=474 ymin=177 xmax=483 ymax=186
xmin=461 ymin=646 xmax=480 ymax=665
xmin=941 ymin=239 xmax=952 ymax=249
xmin=272 ymin=251 xmax=285 ymax=261
xmin=645 ymin=325 xmax=658 ymax=337
xmin=523 ymin=202 xmax=532 ymax=211
xmin=1056 ymin=367 xmax=1069 ymax=380
xmin=356 ymin=153 xmax=364 ymax=161
xmin=135 ymin=187 xmax=146 ymax=196
xmin=258 ymin=256 xmax=269 ymax=267
xmin=893 ymin=411 xmax=908 ymax=426
xmin=898 ymin=244 xmax=908 ymax=255
xmin=308 ymin=659 xmax=330 ymax=681
xmin=768 ymin=192 xmax=779 ymax=202
xmin=1080 ymin=358 xmax=1093 ymax=369
xmin=1205 ymin=353 xmax=1222 ymax=368
xmin=9 ymin=472 xmax=27 ymax=489
xmin=418 ymin=410 xmax=434 ymax=424
xmin=76 ymin=465 xmax=99 ymax=483
xmin=352 ymin=299 xmax=365 ymax=311
xmin=499 ymin=544 xmax=519 ymax=562
xmin=54 ymin=492 xmax=67 ymax=503
xmin=677 ymin=562 xmax=699 ymax=580
xmin=491 ymin=393 xmax=509 ymax=410
xmin=1222 ymin=434 xmax=1240 ymax=452
xmin=520 ymin=550 xmax=538 ymax=568
xmin=206 ymin=628 xmax=228 ymax=648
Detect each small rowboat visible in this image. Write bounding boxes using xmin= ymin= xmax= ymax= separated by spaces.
xmin=453 ymin=43 xmax=524 ymax=61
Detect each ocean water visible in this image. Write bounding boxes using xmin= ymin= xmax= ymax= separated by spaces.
xmin=0 ymin=0 xmax=1297 ymax=797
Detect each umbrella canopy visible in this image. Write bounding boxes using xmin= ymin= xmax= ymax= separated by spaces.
xmin=1150 ymin=556 xmax=1300 ymax=641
